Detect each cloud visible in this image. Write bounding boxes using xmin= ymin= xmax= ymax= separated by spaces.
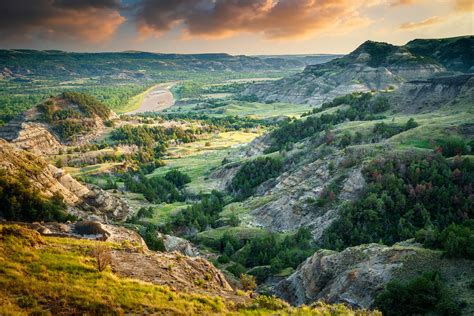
xmin=454 ymin=0 xmax=473 ymax=12
xmin=390 ymin=0 xmax=418 ymax=6
xmin=0 ymin=0 xmax=125 ymax=44
xmin=392 ymin=0 xmax=473 ymax=12
xmin=134 ymin=0 xmax=377 ymax=40
xmin=53 ymin=0 xmax=121 ymax=9
xmin=400 ymin=16 xmax=446 ymax=29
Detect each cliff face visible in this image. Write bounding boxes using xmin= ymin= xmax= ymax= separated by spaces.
xmin=244 ymin=40 xmax=455 ymax=106
xmin=0 ymin=94 xmax=118 ymax=154
xmin=276 ymin=244 xmax=416 ymax=307
xmin=276 ymin=242 xmax=474 ymax=311
xmin=389 ymin=74 xmax=474 ymax=113
xmin=0 ymin=139 xmax=131 ymax=221
xmin=248 ymin=151 xmax=366 ymax=240
xmin=0 ymin=121 xmax=62 ymax=155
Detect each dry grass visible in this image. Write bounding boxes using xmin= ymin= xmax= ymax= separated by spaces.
xmin=0 ymin=224 xmax=381 ymax=315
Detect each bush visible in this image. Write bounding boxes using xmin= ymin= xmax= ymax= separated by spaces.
xmin=164 ymin=169 xmax=191 ymax=189
xmin=91 ymin=244 xmax=112 ymax=272
xmin=141 ymin=225 xmax=165 ymax=252
xmin=167 ymin=190 xmax=224 ymax=233
xmin=240 ymin=274 xmax=257 ymax=291
xmin=0 ymin=170 xmax=73 ymax=222
xmin=440 ymin=222 xmax=474 ymax=259
xmin=438 ymin=137 xmax=471 ymax=157
xmin=230 ymin=157 xmax=283 ymax=199
xmin=217 ymin=255 xmax=230 ymax=264
xmin=227 ymin=263 xmax=246 ymax=278
xmin=323 ymin=154 xmax=473 ymax=250
xmin=375 ymin=271 xmax=460 ymax=316
xmin=251 ymin=295 xmax=290 ymax=311
xmin=418 ymin=221 xmax=474 ymax=259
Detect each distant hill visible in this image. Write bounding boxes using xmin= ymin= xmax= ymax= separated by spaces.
xmin=0 ymin=49 xmax=340 ymax=82
xmin=244 ymin=36 xmax=473 ymax=105
xmin=405 ymin=36 xmax=474 ymax=72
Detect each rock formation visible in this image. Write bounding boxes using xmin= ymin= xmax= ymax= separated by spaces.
xmin=276 ymin=242 xmax=474 ymax=311
xmin=0 ymin=139 xmax=131 ymax=221
xmin=243 ymin=39 xmax=473 ymax=106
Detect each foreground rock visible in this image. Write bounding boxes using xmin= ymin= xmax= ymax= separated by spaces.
xmin=276 ymin=242 xmax=474 ymax=313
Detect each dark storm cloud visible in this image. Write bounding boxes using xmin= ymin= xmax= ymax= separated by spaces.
xmin=134 ymin=0 xmax=375 ymax=39
xmin=52 ymin=0 xmax=121 ymax=9
xmin=0 ymin=0 xmax=125 ymax=43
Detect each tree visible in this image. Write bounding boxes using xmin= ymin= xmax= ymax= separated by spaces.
xmin=224 ymin=242 xmax=235 ymax=257
xmin=228 ymin=213 xmax=241 ymax=227
xmin=375 ymin=271 xmax=459 ymax=316
xmin=240 ymin=274 xmax=257 ymax=292
xmin=91 ymin=244 xmax=112 ymax=272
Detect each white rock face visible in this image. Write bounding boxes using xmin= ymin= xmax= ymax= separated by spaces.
xmin=248 ymin=151 xmax=366 ymax=241
xmin=157 ymin=232 xmax=200 ymax=257
xmin=276 ymin=244 xmax=418 ymax=308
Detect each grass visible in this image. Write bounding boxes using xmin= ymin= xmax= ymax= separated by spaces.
xmin=220 ymin=195 xmax=277 ymax=224
xmin=115 ymin=84 xmax=160 ymax=114
xmin=0 ymin=225 xmax=227 ymax=315
xmin=0 ymin=225 xmax=380 ymax=315
xmin=220 ymin=102 xmax=309 ymax=118
xmin=166 ymin=99 xmax=309 ymax=119
xmin=152 ymin=131 xmax=261 ymax=194
xmin=167 ymin=131 xmax=263 ymax=158
xmin=197 ymin=227 xmax=268 ymax=243
xmin=331 ymin=108 xmax=474 ymax=152
xmin=146 ymin=202 xmax=190 ymax=225
xmin=64 ymin=162 xmax=122 ymax=177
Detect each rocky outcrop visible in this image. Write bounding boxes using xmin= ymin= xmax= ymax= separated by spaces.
xmin=244 ymin=40 xmax=446 ymax=106
xmin=248 ymin=150 xmax=366 ymax=241
xmin=21 ymin=222 xmax=236 ymax=299
xmin=0 ymin=94 xmax=118 ymax=153
xmin=276 ymin=244 xmax=419 ymax=307
xmin=157 ymin=232 xmax=200 ymax=257
xmin=276 ymin=242 xmax=474 ymax=312
xmin=0 ymin=139 xmax=132 ymax=221
xmin=0 ymin=121 xmax=62 ymax=155
xmin=27 ymin=221 xmax=145 ymax=245
xmin=389 ymin=73 xmax=474 ymax=113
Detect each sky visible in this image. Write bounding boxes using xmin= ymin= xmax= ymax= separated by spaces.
xmin=0 ymin=0 xmax=472 ymax=55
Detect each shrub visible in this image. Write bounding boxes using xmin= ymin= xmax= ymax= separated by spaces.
xmin=440 ymin=222 xmax=474 ymax=259
xmin=141 ymin=225 xmax=165 ymax=252
xmin=417 ymin=221 xmax=474 ymax=260
xmin=217 ymin=255 xmax=230 ymax=264
xmin=251 ymin=295 xmax=290 ymax=311
xmin=230 ymin=157 xmax=283 ymax=199
xmin=91 ymin=244 xmax=112 ymax=272
xmin=0 ymin=170 xmax=73 ymax=222
xmin=438 ymin=137 xmax=470 ymax=157
xmin=323 ymin=154 xmax=473 ymax=250
xmin=227 ymin=263 xmax=246 ymax=278
xmin=164 ymin=169 xmax=191 ymax=189
xmin=240 ymin=274 xmax=257 ymax=292
xmin=375 ymin=271 xmax=460 ymax=316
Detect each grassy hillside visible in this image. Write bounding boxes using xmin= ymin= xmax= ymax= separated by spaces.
xmin=0 ymin=224 xmax=378 ymax=315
